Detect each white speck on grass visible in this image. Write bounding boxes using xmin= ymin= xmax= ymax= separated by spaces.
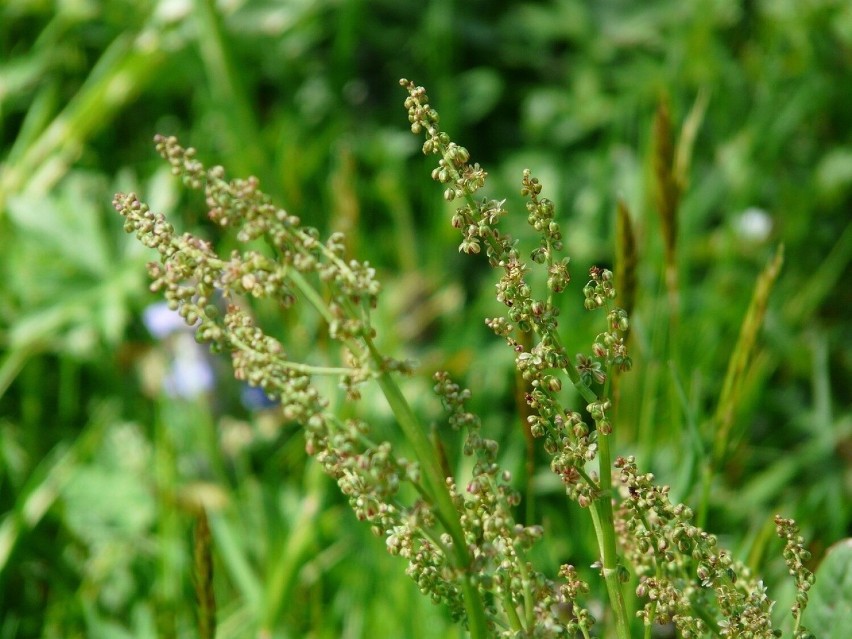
xmin=734 ymin=207 xmax=772 ymax=242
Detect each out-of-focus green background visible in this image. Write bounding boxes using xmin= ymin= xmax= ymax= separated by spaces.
xmin=1 ymin=1 xmax=850 ymax=637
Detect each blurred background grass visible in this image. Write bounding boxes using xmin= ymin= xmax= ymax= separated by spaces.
xmin=1 ymin=1 xmax=850 ymax=637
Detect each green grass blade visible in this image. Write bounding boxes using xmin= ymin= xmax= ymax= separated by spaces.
xmin=0 ymin=22 xmax=169 ymax=214
xmin=712 ymin=245 xmax=785 ymax=465
xmin=0 ymin=402 xmax=111 ymax=575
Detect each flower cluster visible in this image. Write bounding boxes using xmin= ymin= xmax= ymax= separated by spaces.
xmin=116 ymin=133 xmax=602 ymax=638
xmin=114 ymin=137 xmax=399 ymax=417
xmin=115 ymin=83 xmax=814 ymax=639
xmin=403 ymin=80 xmax=547 ymax=328
xmin=403 ymin=76 xmax=636 ymax=633
xmin=615 ymin=455 xmax=779 ymax=637
xmin=401 ymin=78 xmax=811 ymax=639
xmin=774 ymin=515 xmax=815 ymax=639
xmin=432 ymin=372 xmax=595 ymax=637
xmin=114 ymin=138 xmax=467 ymax=617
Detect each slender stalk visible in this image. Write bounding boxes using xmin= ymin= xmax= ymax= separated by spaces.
xmin=500 ymin=587 xmax=524 ymax=632
xmin=193 ymin=509 xmax=216 ymax=639
xmin=261 ymin=465 xmax=325 ymax=630
xmin=366 ymin=342 xmax=488 ymax=639
xmin=288 ymin=239 xmax=489 ymax=637
xmin=593 ymin=430 xmax=631 ymax=639
xmin=432 ymin=109 xmax=628 ymax=637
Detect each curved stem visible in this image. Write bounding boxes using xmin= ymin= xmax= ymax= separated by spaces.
xmin=287 ymin=264 xmax=489 ymax=637
xmin=362 ymin=336 xmax=488 ymax=639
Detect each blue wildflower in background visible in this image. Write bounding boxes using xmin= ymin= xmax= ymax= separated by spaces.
xmin=143 ymin=302 xmax=215 ymax=399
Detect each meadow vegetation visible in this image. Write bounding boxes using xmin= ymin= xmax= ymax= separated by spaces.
xmin=1 ymin=1 xmax=851 ymax=637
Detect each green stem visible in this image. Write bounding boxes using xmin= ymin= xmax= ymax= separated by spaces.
xmin=517 ymin=547 xmax=535 ymax=629
xmin=643 ymin=611 xmax=654 ymax=639
xmin=285 ymin=269 xmax=336 ymax=325
xmin=500 ymin=587 xmax=523 ymax=632
xmin=363 ymin=338 xmax=487 ymax=637
xmin=593 ymin=429 xmax=631 ymax=639
xmin=261 ymin=464 xmax=325 ymax=629
xmin=697 ymin=463 xmax=712 ymax=529
xmin=286 ymin=268 xmax=488 ymax=637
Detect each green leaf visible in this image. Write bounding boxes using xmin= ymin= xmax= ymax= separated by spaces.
xmin=6 ymin=172 xmax=111 ymax=277
xmin=803 ymin=538 xmax=852 ymax=637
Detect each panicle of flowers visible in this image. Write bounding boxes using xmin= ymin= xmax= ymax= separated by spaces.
xmin=614 ymin=455 xmax=777 ymax=637
xmin=404 ymin=78 xmax=642 ymax=633
xmin=403 ymin=80 xmax=628 ymax=513
xmin=774 ymin=515 xmax=815 ymax=639
xmin=582 ymin=266 xmax=632 ymax=379
xmin=402 ymin=76 xmax=612 ymax=408
xmin=432 ymin=372 xmax=594 ymax=637
xmin=402 ymin=80 xmax=512 ymax=267
xmin=114 ymin=137 xmax=473 ymax=625
xmin=114 ymin=136 xmax=400 ymax=406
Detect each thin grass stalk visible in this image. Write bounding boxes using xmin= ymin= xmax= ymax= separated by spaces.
xmin=612 ymin=199 xmax=638 ymax=425
xmin=0 ymin=24 xmax=167 ymax=214
xmin=615 ymin=199 xmax=638 ymax=330
xmin=193 ymin=509 xmax=217 ymax=639
xmin=712 ymin=245 xmax=784 ymax=464
xmin=652 ymin=97 xmax=681 ymax=327
xmin=261 ymin=466 xmax=326 ymax=630
xmin=192 ymin=0 xmax=268 ymax=179
xmin=698 ymin=245 xmax=784 ymax=526
xmin=207 ymin=513 xmax=263 ymax=615
xmin=673 ymin=89 xmax=710 ymax=194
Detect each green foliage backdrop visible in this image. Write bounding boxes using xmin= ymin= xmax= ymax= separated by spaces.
xmin=1 ymin=1 xmax=850 ymax=637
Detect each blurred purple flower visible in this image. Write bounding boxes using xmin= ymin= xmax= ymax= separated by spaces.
xmin=240 ymin=384 xmax=279 ymax=411
xmin=162 ymin=334 xmax=216 ymax=398
xmin=143 ymin=302 xmax=214 ymax=399
xmin=143 ymin=301 xmax=196 ymax=338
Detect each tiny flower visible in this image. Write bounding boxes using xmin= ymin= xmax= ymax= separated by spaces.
xmin=576 ymin=354 xmax=606 ymax=386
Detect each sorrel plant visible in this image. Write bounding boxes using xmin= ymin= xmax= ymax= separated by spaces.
xmin=112 ymin=80 xmax=815 ymax=639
